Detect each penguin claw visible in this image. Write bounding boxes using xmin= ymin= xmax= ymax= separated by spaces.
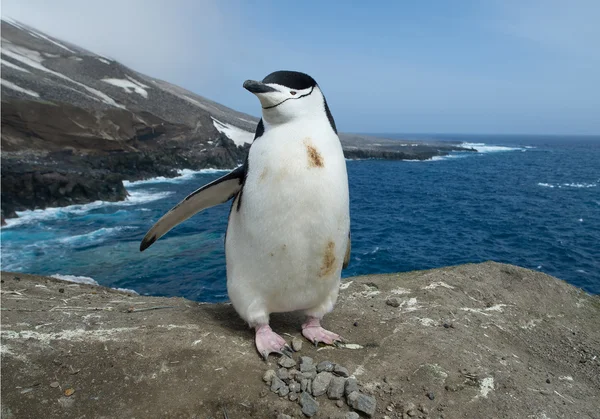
xmin=255 ymin=325 xmax=289 ymax=361
xmin=282 ymin=345 xmax=294 ymax=358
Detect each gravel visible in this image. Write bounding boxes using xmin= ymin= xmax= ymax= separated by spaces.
xmin=292 ymin=337 xmax=303 ymax=352
xmin=270 ymin=376 xmax=286 ymax=393
xmin=333 ymin=364 xmax=349 ymax=377
xmin=316 ymin=361 xmax=334 ymax=372
xmin=344 ymin=413 xmax=360 ymax=419
xmin=299 ymin=356 xmax=315 ymax=373
xmin=345 ymin=378 xmax=359 ymax=396
xmin=300 ymin=391 xmax=319 ymax=417
xmin=276 ymin=368 xmax=290 ymax=381
xmin=263 ymin=369 xmax=276 ymax=384
xmin=347 ymin=391 xmax=377 ymax=417
xmin=327 ymin=376 xmax=346 ymax=400
xmin=278 ymin=356 xmax=297 ymax=369
xmin=311 ymin=372 xmax=333 ymax=397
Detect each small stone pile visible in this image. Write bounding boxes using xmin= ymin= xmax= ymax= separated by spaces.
xmin=263 ymin=355 xmax=376 ymax=418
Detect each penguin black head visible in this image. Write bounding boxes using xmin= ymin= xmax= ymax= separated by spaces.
xmin=243 ymin=70 xmax=336 ymax=132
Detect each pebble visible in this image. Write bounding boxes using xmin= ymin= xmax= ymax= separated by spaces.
xmin=312 ymin=372 xmax=333 ymax=397
xmin=353 ymin=321 xmax=359 ymax=327
xmin=301 ymin=370 xmax=317 ymax=380
xmin=427 ymin=391 xmax=435 ymax=400
xmin=263 ymin=369 xmax=276 ymax=384
xmin=336 ymin=400 xmax=344 ymax=408
xmin=316 ymin=360 xmax=334 ymax=372
xmin=333 ymin=365 xmax=349 ymax=377
xmin=299 ymin=356 xmax=316 ymax=373
xmin=419 ymin=404 xmax=429 ymax=414
xmin=64 ymin=388 xmax=75 ymax=397
xmin=278 ymin=385 xmax=290 ymax=397
xmin=289 ymin=381 xmax=301 ymax=393
xmin=278 ymin=356 xmax=297 ymax=369
xmin=345 ymin=378 xmax=359 ymax=396
xmin=327 ymin=376 xmax=346 ymax=400
xmin=58 ymin=288 xmax=64 ymax=293
xmin=301 ymin=378 xmax=312 ymax=395
xmin=49 ymin=382 xmax=60 ymax=388
xmin=277 ymin=368 xmax=290 ymax=381
xmin=386 ymin=297 xmax=401 ymax=307
xmin=300 ymin=391 xmax=319 ymax=417
xmin=292 ymin=338 xmax=303 ymax=352
xmin=277 ymin=414 xmax=292 ymax=419
xmin=546 ymin=378 xmax=551 ymax=384
xmin=289 ymin=392 xmax=298 ymax=402
xmin=344 ymin=413 xmax=360 ymax=419
xmin=288 ymin=369 xmax=300 ymax=381
xmin=347 ymin=391 xmax=376 ymax=417
xmin=271 ymin=376 xmax=286 ymax=393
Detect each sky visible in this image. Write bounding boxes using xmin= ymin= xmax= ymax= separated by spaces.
xmin=2 ymin=0 xmax=599 ymax=135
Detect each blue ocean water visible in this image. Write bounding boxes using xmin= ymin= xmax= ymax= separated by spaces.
xmin=2 ymin=135 xmax=599 ymax=299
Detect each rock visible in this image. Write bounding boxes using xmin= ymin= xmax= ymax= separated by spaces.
xmin=344 ymin=413 xmax=360 ymax=419
xmin=277 ymin=414 xmax=292 ymax=419
xmin=301 ymin=370 xmax=317 ymax=380
xmin=263 ymin=369 xmax=276 ymax=384
xmin=301 ymin=378 xmax=312 ymax=395
xmin=426 ymin=391 xmax=435 ymax=400
xmin=386 ymin=297 xmax=401 ymax=307
xmin=49 ymin=382 xmax=59 ymax=388
xmin=312 ymin=372 xmax=333 ymax=397
xmin=276 ymin=368 xmax=289 ymax=381
xmin=347 ymin=391 xmax=376 ymax=417
xmin=278 ymin=385 xmax=290 ymax=397
xmin=336 ymin=400 xmax=344 ymax=408
xmin=345 ymin=378 xmax=359 ymax=396
xmin=299 ymin=356 xmax=315 ymax=373
xmin=327 ymin=376 xmax=346 ymax=400
xmin=289 ymin=392 xmax=298 ymax=402
xmin=278 ymin=356 xmax=297 ymax=369
xmin=406 ymin=409 xmax=417 ymax=417
xmin=289 ymin=381 xmax=301 ymax=393
xmin=300 ymin=391 xmax=319 ymax=417
xmin=333 ymin=365 xmax=349 ymax=377
xmin=316 ymin=361 xmax=334 ymax=372
xmin=270 ymin=376 xmax=285 ymax=393
xmin=292 ymin=338 xmax=303 ymax=352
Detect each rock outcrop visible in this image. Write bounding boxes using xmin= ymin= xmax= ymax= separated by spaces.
xmin=1 ymin=262 xmax=598 ymax=418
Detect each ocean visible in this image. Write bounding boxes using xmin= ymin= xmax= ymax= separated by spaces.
xmin=2 ymin=135 xmax=599 ymax=299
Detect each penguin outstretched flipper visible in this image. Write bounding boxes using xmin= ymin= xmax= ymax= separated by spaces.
xmin=140 ymin=165 xmax=245 ymax=251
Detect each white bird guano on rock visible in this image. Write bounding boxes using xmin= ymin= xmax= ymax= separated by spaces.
xmin=140 ymin=71 xmax=351 ymax=359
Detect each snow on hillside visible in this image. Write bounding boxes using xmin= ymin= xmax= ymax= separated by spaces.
xmin=211 ymin=117 xmax=254 ymax=146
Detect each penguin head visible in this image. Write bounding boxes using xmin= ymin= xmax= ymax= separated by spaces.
xmin=244 ymin=71 xmax=336 ymax=131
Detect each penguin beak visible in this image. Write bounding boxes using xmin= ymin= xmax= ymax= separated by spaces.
xmin=243 ymin=80 xmax=278 ymax=94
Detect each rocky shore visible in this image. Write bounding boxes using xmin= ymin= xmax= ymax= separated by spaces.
xmin=2 ymin=262 xmax=599 ymax=418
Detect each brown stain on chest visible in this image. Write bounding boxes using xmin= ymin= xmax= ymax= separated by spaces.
xmin=319 ymin=240 xmax=336 ymax=277
xmin=303 ymin=138 xmax=324 ymax=168
xmin=259 ymin=168 xmax=268 ymax=182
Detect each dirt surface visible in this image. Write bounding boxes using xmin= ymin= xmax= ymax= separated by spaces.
xmin=1 ymin=262 xmax=599 ymax=418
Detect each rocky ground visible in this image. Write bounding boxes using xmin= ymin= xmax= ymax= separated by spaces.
xmin=1 ymin=262 xmax=599 ymax=418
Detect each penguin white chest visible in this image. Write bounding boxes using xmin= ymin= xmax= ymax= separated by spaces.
xmin=225 ymin=127 xmax=350 ymax=322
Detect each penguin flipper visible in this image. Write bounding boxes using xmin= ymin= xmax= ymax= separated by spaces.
xmin=343 ymin=231 xmax=351 ymax=269
xmin=140 ymin=166 xmax=245 ymax=251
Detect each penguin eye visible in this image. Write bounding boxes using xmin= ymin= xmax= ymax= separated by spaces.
xmin=290 ymin=91 xmax=297 ymax=96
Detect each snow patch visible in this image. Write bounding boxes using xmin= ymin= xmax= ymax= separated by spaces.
xmin=1 ymin=59 xmax=31 ymax=73
xmin=212 ymin=117 xmax=254 ymax=146
xmin=102 ymin=78 xmax=149 ymax=98
xmin=477 ymin=377 xmax=494 ymax=398
xmin=1 ymin=42 xmax=124 ymax=108
xmin=1 ymin=78 xmax=39 ymax=97
xmin=97 ymin=57 xmax=111 ymax=65
xmin=339 ymin=280 xmax=353 ymax=290
xmin=390 ymin=287 xmax=411 ymax=295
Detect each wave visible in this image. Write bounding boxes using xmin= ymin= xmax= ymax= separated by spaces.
xmin=3 ymin=190 xmax=172 ymax=228
xmin=537 ymin=182 xmax=597 ymax=189
xmin=58 ymin=226 xmax=135 ymax=246
xmin=123 ymin=168 xmax=230 ymax=187
xmin=460 ymin=142 xmax=524 ymax=153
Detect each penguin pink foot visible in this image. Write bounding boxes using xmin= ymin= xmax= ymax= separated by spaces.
xmin=255 ymin=324 xmax=292 ymax=360
xmin=301 ymin=316 xmax=344 ymax=346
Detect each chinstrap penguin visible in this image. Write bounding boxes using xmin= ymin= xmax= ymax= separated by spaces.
xmin=140 ymin=70 xmax=351 ymax=359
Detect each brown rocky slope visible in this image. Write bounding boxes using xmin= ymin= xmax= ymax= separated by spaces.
xmin=1 ymin=262 xmax=599 ymax=418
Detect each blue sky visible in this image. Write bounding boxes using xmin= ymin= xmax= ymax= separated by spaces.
xmin=2 ymin=0 xmax=599 ymax=134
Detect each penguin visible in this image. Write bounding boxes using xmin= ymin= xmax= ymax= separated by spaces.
xmin=140 ymin=70 xmax=350 ymax=359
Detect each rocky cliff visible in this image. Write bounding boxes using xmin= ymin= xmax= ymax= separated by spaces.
xmin=1 ymin=262 xmax=598 ymax=418
xmin=1 ymin=18 xmax=474 ymax=222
